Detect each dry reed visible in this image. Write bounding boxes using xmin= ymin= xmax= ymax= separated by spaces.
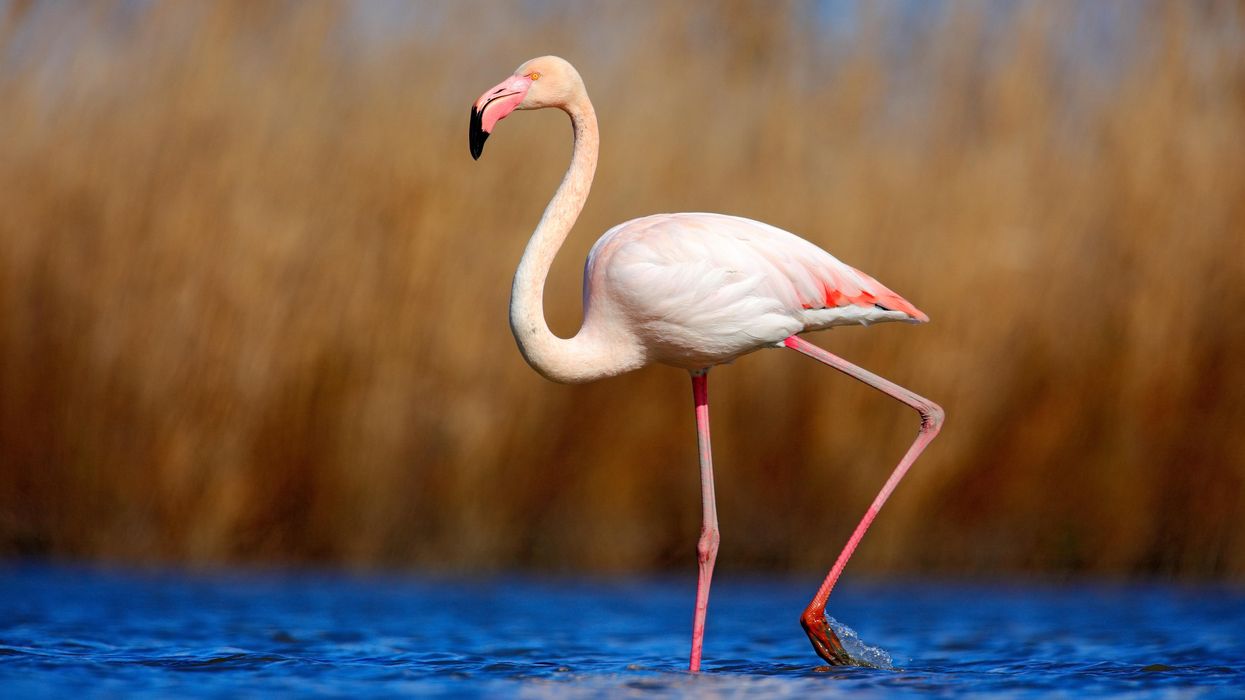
xmin=0 ymin=1 xmax=1242 ymax=577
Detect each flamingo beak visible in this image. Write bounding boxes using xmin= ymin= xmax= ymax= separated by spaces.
xmin=469 ymin=76 xmax=533 ymax=160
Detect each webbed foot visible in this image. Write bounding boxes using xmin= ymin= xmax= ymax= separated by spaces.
xmin=800 ymin=608 xmax=853 ymax=666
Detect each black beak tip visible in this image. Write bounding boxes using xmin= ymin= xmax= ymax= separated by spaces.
xmin=469 ymin=106 xmax=488 ymax=160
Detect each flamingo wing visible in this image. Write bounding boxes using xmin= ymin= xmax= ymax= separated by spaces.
xmin=585 ymin=213 xmax=926 ymax=366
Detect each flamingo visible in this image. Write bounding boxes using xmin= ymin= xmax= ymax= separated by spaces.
xmin=469 ymin=56 xmax=943 ymax=672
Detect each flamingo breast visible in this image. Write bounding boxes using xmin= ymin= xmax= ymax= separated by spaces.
xmin=582 ymin=213 xmax=926 ymax=370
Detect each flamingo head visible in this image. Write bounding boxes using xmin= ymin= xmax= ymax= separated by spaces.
xmin=469 ymin=56 xmax=584 ymax=160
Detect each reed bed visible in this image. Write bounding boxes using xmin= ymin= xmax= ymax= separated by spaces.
xmin=0 ymin=1 xmax=1242 ymax=576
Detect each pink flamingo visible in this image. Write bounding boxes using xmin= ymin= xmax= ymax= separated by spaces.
xmin=470 ymin=56 xmax=943 ymax=672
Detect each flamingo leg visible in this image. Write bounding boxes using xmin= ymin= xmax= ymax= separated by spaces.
xmin=688 ymin=369 xmax=720 ymax=673
xmin=783 ymin=335 xmax=944 ymax=666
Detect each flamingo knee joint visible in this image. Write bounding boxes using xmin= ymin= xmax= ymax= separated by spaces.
xmin=697 ymin=527 xmax=720 ymax=563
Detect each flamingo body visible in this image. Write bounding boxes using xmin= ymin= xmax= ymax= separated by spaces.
xmin=583 ymin=212 xmax=926 ymax=370
xmin=469 ymin=55 xmax=942 ymax=672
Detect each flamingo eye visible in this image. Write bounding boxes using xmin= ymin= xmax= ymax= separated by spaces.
xmin=529 ymin=72 xmax=541 ymax=81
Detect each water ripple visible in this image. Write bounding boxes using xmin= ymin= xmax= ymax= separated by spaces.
xmin=0 ymin=565 xmax=1241 ymax=697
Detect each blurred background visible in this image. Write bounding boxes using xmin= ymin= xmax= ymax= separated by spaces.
xmin=0 ymin=0 xmax=1241 ymax=579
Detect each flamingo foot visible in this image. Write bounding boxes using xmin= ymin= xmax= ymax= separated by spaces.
xmin=800 ymin=607 xmax=853 ymax=666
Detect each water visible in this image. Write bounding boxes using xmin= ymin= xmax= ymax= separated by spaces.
xmin=1 ymin=564 xmax=1242 ymax=698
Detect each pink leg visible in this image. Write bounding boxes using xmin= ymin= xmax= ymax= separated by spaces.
xmin=688 ymin=369 xmax=720 ymax=673
xmin=784 ymin=335 xmax=944 ymax=665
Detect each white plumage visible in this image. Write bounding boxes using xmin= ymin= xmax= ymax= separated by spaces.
xmin=584 ymin=212 xmax=926 ymax=369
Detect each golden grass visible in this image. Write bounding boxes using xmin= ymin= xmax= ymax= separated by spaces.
xmin=0 ymin=1 xmax=1242 ymax=576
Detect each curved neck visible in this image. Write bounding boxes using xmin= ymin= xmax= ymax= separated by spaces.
xmin=509 ymin=97 xmax=640 ymax=383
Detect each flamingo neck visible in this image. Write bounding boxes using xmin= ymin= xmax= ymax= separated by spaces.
xmin=509 ymin=96 xmax=641 ymax=384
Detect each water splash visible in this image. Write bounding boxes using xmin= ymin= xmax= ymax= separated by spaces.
xmin=825 ymin=616 xmax=894 ymax=670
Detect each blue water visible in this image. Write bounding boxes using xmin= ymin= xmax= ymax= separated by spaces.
xmin=1 ymin=564 xmax=1242 ymax=698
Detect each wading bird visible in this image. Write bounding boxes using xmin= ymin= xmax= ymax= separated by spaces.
xmin=469 ymin=56 xmax=943 ymax=672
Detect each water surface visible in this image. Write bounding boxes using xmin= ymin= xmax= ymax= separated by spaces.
xmin=1 ymin=564 xmax=1241 ymax=697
